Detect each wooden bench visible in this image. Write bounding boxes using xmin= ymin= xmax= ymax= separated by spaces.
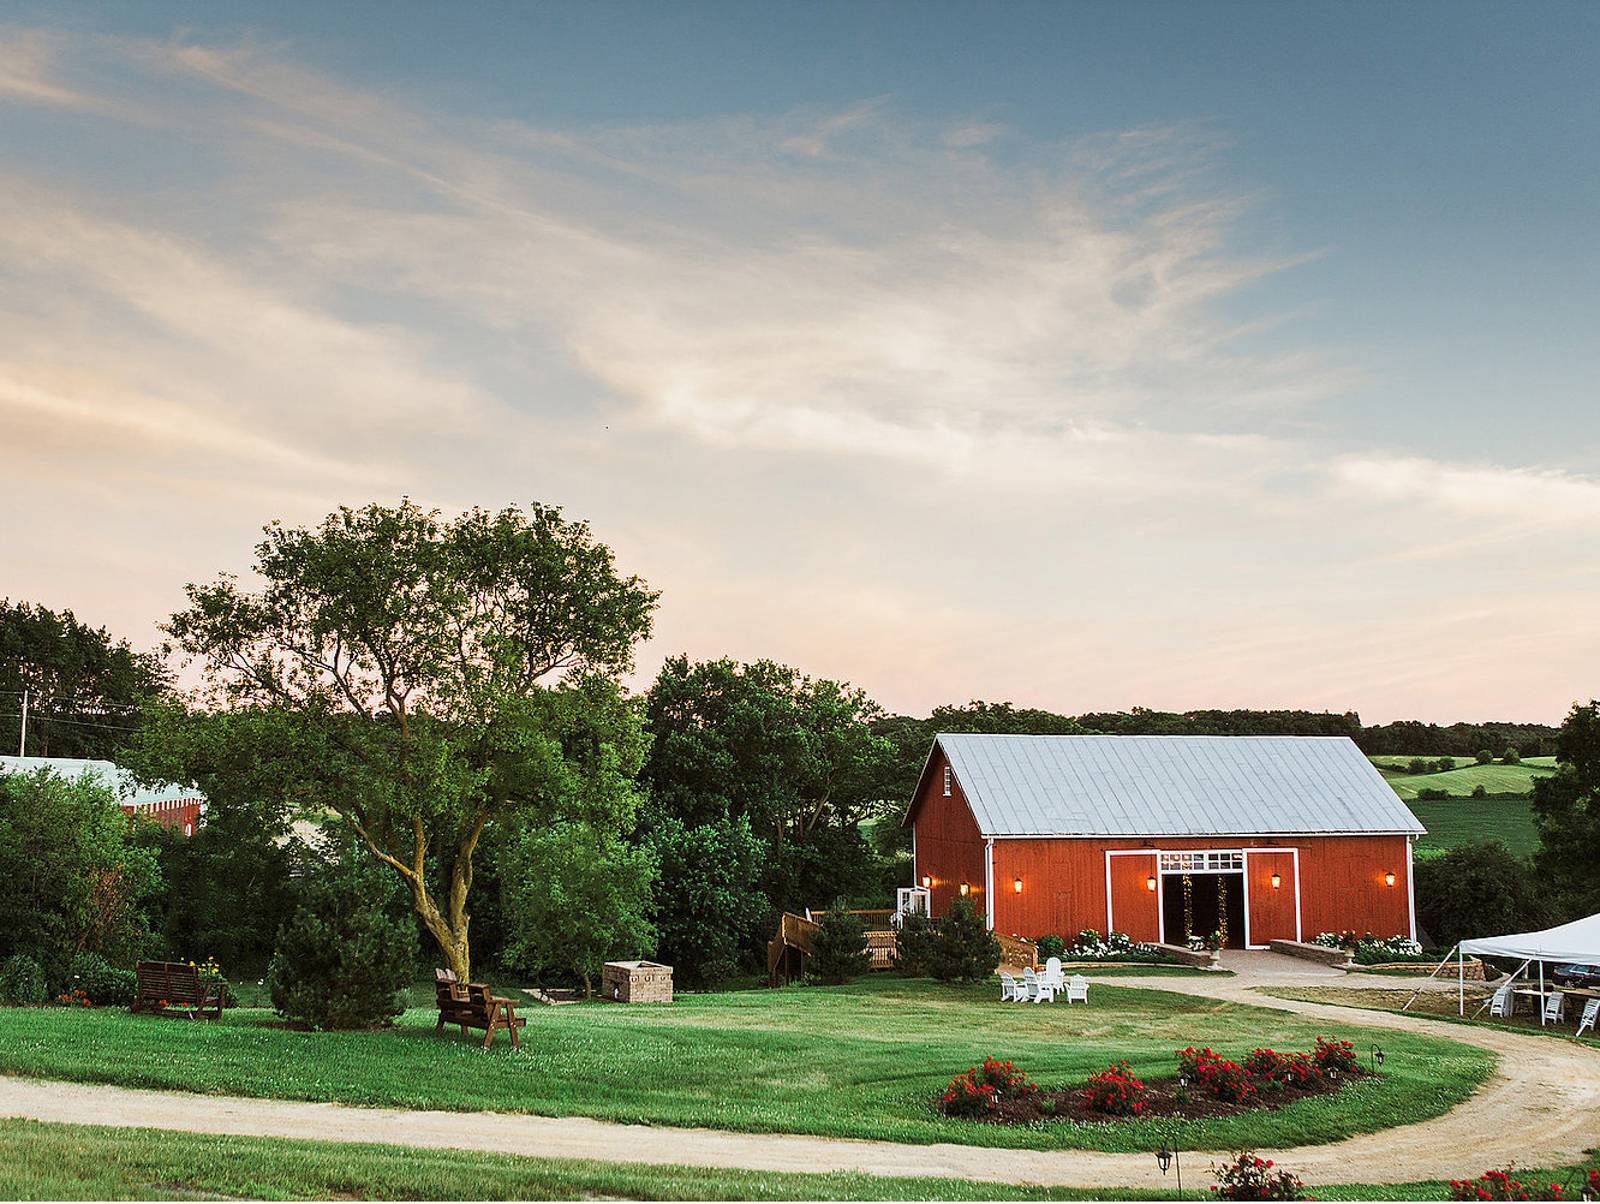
xmin=130 ymin=960 xmax=223 ymax=1019
xmin=434 ymin=969 xmax=525 ymax=1049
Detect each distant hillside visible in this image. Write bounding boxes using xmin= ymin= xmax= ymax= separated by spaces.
xmin=1369 ymin=755 xmax=1556 ymax=801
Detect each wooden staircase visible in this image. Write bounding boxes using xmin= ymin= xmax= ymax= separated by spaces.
xmin=767 ymin=911 xmax=820 ymax=987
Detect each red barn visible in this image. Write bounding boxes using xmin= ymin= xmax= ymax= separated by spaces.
xmin=1 ymin=755 xmax=205 ymax=836
xmin=904 ymin=734 xmax=1420 ymax=949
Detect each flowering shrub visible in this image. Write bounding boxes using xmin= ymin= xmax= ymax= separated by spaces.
xmin=1278 ymin=1052 xmax=1324 ymax=1089
xmin=1062 ymin=929 xmax=1166 ymax=962
xmin=1312 ymin=930 xmax=1358 ymax=950
xmin=55 ymin=987 xmax=91 ymax=1008
xmin=1080 ymin=1060 xmax=1148 ymax=1116
xmin=68 ymin=952 xmax=136 ymax=1008
xmin=1313 ymin=1036 xmax=1358 ymax=1075
xmin=939 ymin=1056 xmax=1037 ymax=1118
xmin=1243 ymin=1048 xmax=1285 ymax=1079
xmin=1177 ymin=1046 xmax=1256 ymax=1103
xmin=1352 ymin=934 xmax=1428 ymax=964
xmin=1446 ymin=1166 xmax=1571 ymax=1201
xmin=1211 ymin=1152 xmax=1308 ymax=1200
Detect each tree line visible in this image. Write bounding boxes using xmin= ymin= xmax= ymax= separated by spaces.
xmin=0 ymin=499 xmax=1592 ymax=998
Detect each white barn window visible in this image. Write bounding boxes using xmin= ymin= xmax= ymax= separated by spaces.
xmin=942 ymin=766 xmax=952 ymax=796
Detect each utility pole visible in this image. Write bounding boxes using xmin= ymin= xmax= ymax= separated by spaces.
xmin=17 ymin=688 xmax=26 ymax=756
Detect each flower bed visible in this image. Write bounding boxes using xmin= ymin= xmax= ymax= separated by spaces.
xmin=936 ymin=1039 xmax=1371 ymax=1126
xmin=1311 ymin=931 xmax=1432 ymax=964
xmin=1034 ymin=929 xmax=1175 ymax=965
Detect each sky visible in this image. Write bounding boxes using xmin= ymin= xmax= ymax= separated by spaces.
xmin=1 ymin=1 xmax=1597 ymax=724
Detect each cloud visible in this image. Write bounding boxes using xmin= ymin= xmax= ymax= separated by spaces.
xmin=1332 ymin=454 xmax=1600 ymax=528
xmin=2 ymin=26 xmax=1595 ymax=726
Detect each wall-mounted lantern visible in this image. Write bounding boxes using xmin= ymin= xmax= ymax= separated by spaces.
xmin=959 ymin=881 xmax=970 ymax=896
xmin=1384 ymin=871 xmax=1397 ymax=887
xmin=1270 ymin=872 xmax=1282 ymax=889
xmin=920 ymin=874 xmax=931 ymax=889
xmin=1013 ymin=876 xmax=1023 ymax=894
xmin=1146 ymin=875 xmax=1157 ymax=892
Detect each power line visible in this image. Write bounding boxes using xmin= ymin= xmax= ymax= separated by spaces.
xmin=0 ymin=711 xmax=141 ymax=733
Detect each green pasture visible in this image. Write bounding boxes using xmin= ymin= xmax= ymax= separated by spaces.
xmin=0 ymin=978 xmax=1493 ymax=1154
xmin=1405 ymin=795 xmax=1540 ymax=856
xmin=1371 ymin=759 xmax=1554 ymax=801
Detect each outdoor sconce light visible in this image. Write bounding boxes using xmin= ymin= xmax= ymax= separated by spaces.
xmin=920 ymin=875 xmax=931 ymax=889
xmin=1270 ymin=872 xmax=1282 ymax=889
xmin=1146 ymin=875 xmax=1157 ymax=891
xmin=959 ymin=881 xmax=970 ymax=897
xmin=1013 ymin=877 xmax=1023 ymax=894
xmin=1384 ymin=871 xmax=1397 ymax=887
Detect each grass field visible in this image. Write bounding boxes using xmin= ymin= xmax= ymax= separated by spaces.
xmin=0 ymin=979 xmax=1493 ymax=1154
xmin=1370 ymin=757 xmax=1555 ymax=801
xmin=3 ymin=1118 xmax=1592 ymax=1202
xmin=1262 ymin=986 xmax=1600 ymax=1050
xmin=1407 ymin=795 xmax=1541 ymax=856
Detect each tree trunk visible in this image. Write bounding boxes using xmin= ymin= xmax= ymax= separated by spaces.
xmin=411 ymin=880 xmax=471 ymax=981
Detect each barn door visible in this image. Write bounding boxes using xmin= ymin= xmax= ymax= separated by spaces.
xmin=1244 ymin=849 xmax=1299 ymax=949
xmin=1106 ymin=852 xmax=1161 ymax=943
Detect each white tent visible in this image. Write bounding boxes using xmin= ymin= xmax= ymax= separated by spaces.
xmin=1401 ymin=911 xmax=1600 ymax=1023
xmin=1460 ymin=912 xmax=1600 ymax=964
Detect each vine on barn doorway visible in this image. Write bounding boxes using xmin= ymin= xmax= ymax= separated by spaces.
xmin=1181 ymin=874 xmax=1194 ymax=942
xmin=1217 ymin=876 xmax=1230 ymax=946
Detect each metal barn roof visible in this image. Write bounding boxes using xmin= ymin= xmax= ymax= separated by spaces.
xmin=0 ymin=755 xmax=202 ymax=809
xmin=929 ymin=734 xmax=1424 ymax=838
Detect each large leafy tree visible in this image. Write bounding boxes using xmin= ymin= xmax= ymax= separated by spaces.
xmin=1532 ymin=700 xmax=1600 ymax=917
xmin=0 ymin=600 xmax=170 ymax=758
xmin=642 ymin=656 xmax=894 ymax=952
xmin=0 ymin=768 xmax=164 ymax=982
xmin=166 ymin=501 xmax=657 ymax=979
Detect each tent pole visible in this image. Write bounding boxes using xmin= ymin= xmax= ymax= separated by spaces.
xmin=1458 ymin=945 xmax=1464 ymax=1015
xmin=1539 ymin=960 xmax=1545 ymax=1025
xmin=1471 ymin=957 xmax=1531 ymax=1019
xmin=1403 ymin=946 xmax=1458 ymax=1013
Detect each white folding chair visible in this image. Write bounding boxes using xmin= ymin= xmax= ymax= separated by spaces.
xmin=999 ymin=972 xmax=1019 ymax=1002
xmin=1576 ymin=998 xmax=1599 ymax=1038
xmin=1488 ymin=984 xmax=1514 ymax=1018
xmin=1066 ymin=974 xmax=1089 ymax=1004
xmin=1044 ymin=957 xmax=1064 ymax=995
xmin=1543 ymin=991 xmax=1566 ymax=1025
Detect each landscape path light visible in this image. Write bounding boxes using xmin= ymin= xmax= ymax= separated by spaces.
xmin=1155 ymin=1144 xmax=1183 ymax=1200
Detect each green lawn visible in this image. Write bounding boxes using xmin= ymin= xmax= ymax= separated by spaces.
xmin=1262 ymin=986 xmax=1600 ymax=1050
xmin=1406 ymin=795 xmax=1540 ymax=856
xmin=1 ymin=1119 xmax=1592 ymax=1202
xmin=0 ymin=978 xmax=1493 ymax=1154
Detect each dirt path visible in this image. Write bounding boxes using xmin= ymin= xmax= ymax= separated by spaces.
xmin=2 ymin=962 xmax=1596 ymax=1189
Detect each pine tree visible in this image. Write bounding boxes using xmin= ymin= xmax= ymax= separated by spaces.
xmin=809 ymin=901 xmax=871 ymax=984
xmin=927 ymin=897 xmax=1002 ymax=983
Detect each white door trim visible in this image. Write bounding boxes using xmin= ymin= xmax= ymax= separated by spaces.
xmin=1104 ymin=849 xmax=1160 ymax=938
xmin=1242 ymin=847 xmax=1302 ymax=949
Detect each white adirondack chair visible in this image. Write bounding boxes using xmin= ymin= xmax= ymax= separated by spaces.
xmin=1488 ymin=984 xmax=1514 ymax=1018
xmin=1043 ymin=957 xmax=1065 ymax=994
xmin=1066 ymin=974 xmax=1089 ymax=1004
xmin=1576 ymin=998 xmax=1599 ymax=1038
xmin=999 ymin=972 xmax=1020 ymax=1002
xmin=1543 ymin=991 xmax=1566 ymax=1025
xmin=1024 ymin=965 xmax=1056 ymax=1003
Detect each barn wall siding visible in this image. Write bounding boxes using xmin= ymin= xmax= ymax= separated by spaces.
xmin=985 ymin=834 xmax=1412 ymax=943
xmin=908 ymin=748 xmax=987 ymax=921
